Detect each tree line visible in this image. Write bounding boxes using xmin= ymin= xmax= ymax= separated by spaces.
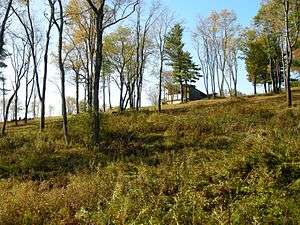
xmin=241 ymin=0 xmax=300 ymax=106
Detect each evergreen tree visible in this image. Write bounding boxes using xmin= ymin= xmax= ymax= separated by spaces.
xmin=165 ymin=24 xmax=200 ymax=102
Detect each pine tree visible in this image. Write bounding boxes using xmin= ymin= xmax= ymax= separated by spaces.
xmin=165 ymin=24 xmax=200 ymax=102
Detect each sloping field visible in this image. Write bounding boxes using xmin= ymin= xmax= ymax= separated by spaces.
xmin=0 ymin=91 xmax=300 ymax=224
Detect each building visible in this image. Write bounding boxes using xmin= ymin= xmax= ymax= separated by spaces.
xmin=164 ymin=84 xmax=208 ymax=104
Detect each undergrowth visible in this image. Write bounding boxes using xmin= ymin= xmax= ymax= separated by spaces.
xmin=0 ymin=95 xmax=300 ymax=224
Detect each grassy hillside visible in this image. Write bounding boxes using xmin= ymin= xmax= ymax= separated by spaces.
xmin=0 ymin=91 xmax=300 ymax=224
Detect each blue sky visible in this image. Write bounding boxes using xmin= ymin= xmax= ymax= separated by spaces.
xmin=161 ymin=0 xmax=260 ymax=24
xmin=160 ymin=0 xmax=262 ymax=94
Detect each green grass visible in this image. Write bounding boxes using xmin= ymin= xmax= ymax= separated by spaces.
xmin=0 ymin=91 xmax=300 ymax=224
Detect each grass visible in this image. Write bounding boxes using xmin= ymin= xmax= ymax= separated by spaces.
xmin=0 ymin=90 xmax=300 ymax=224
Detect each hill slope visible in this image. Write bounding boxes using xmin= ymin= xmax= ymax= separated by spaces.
xmin=0 ymin=91 xmax=300 ymax=224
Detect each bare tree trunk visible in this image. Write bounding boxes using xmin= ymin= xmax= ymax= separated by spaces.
xmin=120 ymin=74 xmax=125 ymax=111
xmin=185 ymin=81 xmax=188 ymax=102
xmin=107 ymin=75 xmax=112 ymax=109
xmin=50 ymin=0 xmax=69 ymax=144
xmin=180 ymin=81 xmax=184 ymax=103
xmin=33 ymin=91 xmax=36 ymax=118
xmin=25 ymin=73 xmax=29 ymax=123
xmin=254 ymin=79 xmax=257 ymax=95
xmin=284 ymin=0 xmax=292 ymax=107
xmin=87 ymin=73 xmax=93 ymax=109
xmin=264 ymin=81 xmax=267 ymax=94
xmin=40 ymin=10 xmax=54 ymax=130
xmin=0 ymin=0 xmax=12 ymax=123
xmin=24 ymin=70 xmax=34 ymax=123
xmin=2 ymin=76 xmax=24 ymax=135
xmin=276 ymin=60 xmax=281 ymax=93
xmin=14 ymin=93 xmax=18 ymax=125
xmin=270 ymin=58 xmax=276 ymax=93
xmin=2 ymin=79 xmax=6 ymax=121
xmin=286 ymin=65 xmax=292 ymax=106
xmin=0 ymin=0 xmax=13 ymax=56
xmin=158 ymin=54 xmax=163 ymax=112
xmin=92 ymin=9 xmax=104 ymax=144
xmin=102 ymin=74 xmax=106 ymax=112
xmin=2 ymin=94 xmax=15 ymax=136
xmin=135 ymin=2 xmax=156 ymax=111
xmin=283 ymin=0 xmax=300 ymax=107
xmin=76 ymin=72 xmax=80 ymax=114
xmin=135 ymin=5 xmax=141 ymax=111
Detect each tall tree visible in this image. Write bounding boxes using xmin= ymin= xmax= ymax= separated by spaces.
xmin=0 ymin=0 xmax=13 ymax=58
xmin=50 ymin=0 xmax=69 ymax=144
xmin=0 ymin=0 xmax=13 ymax=118
xmin=13 ymin=0 xmax=55 ymax=130
xmin=104 ymin=26 xmax=135 ymax=111
xmin=134 ymin=0 xmax=158 ymax=110
xmin=154 ymin=8 xmax=173 ymax=112
xmin=165 ymin=24 xmax=200 ymax=103
xmin=194 ymin=15 xmax=218 ymax=98
xmin=2 ymin=36 xmax=29 ymax=135
xmin=241 ymin=29 xmax=269 ymax=95
xmin=254 ymin=1 xmax=284 ymax=94
xmin=282 ymin=0 xmax=300 ymax=107
xmin=24 ymin=63 xmax=34 ymax=123
xmin=65 ymin=0 xmax=97 ymax=109
xmin=85 ymin=0 xmax=138 ymax=145
xmin=255 ymin=0 xmax=300 ymax=103
xmin=194 ymin=10 xmax=240 ymax=97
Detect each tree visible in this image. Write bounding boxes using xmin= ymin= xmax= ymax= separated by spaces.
xmin=255 ymin=0 xmax=285 ymax=94
xmin=85 ymin=0 xmax=139 ymax=145
xmin=154 ymin=8 xmax=173 ymax=112
xmin=101 ymin=56 xmax=113 ymax=112
xmin=2 ymin=37 xmax=29 ymax=135
xmin=193 ymin=15 xmax=218 ymax=98
xmin=65 ymin=0 xmax=97 ymax=109
xmin=64 ymin=53 xmax=83 ymax=115
xmin=66 ymin=97 xmax=76 ymax=115
xmin=255 ymin=0 xmax=300 ymax=105
xmin=162 ymin=71 xmax=179 ymax=103
xmin=24 ymin=62 xmax=34 ymax=123
xmin=194 ymin=10 xmax=241 ymax=97
xmin=134 ymin=0 xmax=159 ymax=110
xmin=165 ymin=24 xmax=200 ymax=103
xmin=241 ymin=29 xmax=269 ymax=95
xmin=0 ymin=0 xmax=13 ymax=118
xmin=0 ymin=74 xmax=8 ymax=121
xmin=146 ymin=86 xmax=158 ymax=106
xmin=104 ymin=26 xmax=136 ymax=111
xmin=10 ymin=37 xmax=31 ymax=125
xmin=49 ymin=0 xmax=69 ymax=144
xmin=214 ymin=10 xmax=240 ymax=96
xmin=227 ymin=37 xmax=240 ymax=96
xmin=13 ymin=0 xmax=55 ymax=130
xmin=282 ymin=0 xmax=300 ymax=107
xmin=0 ymin=0 xmax=13 ymax=58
